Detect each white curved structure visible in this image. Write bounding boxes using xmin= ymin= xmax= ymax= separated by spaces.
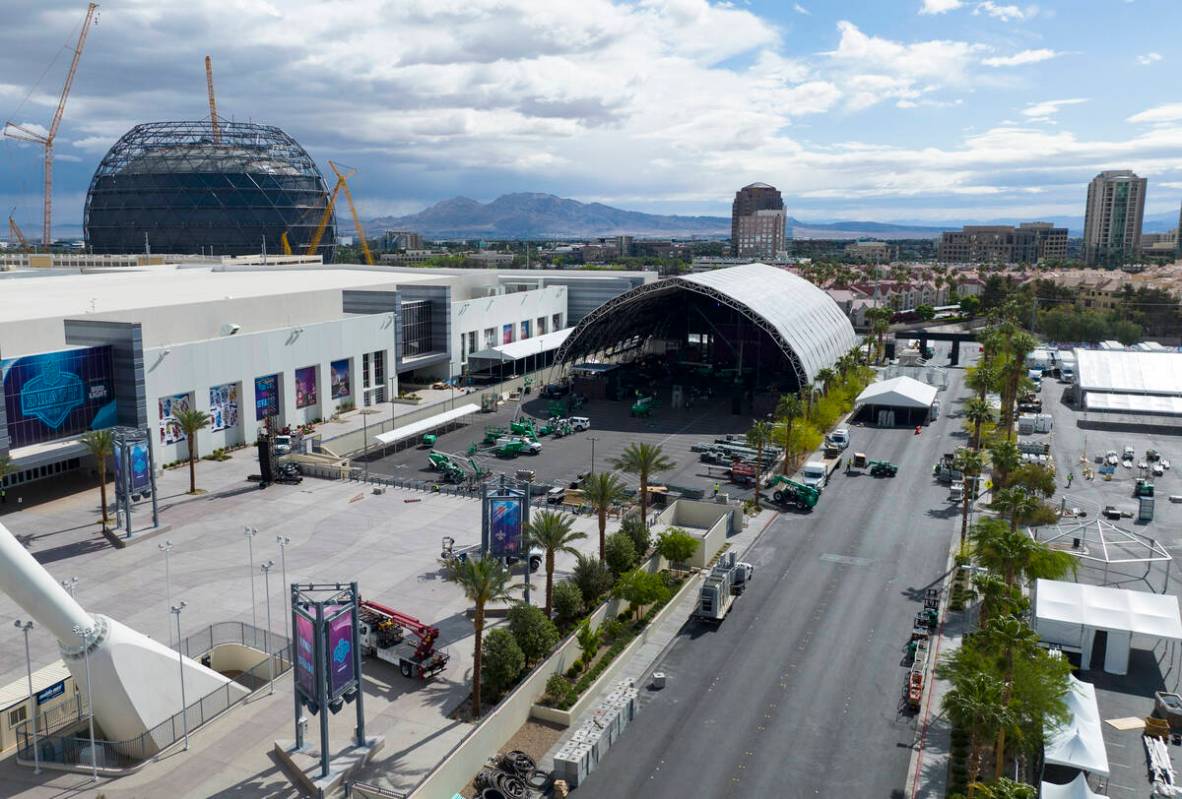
xmin=0 ymin=521 xmax=245 ymax=751
xmin=556 ymin=263 xmax=858 ymax=386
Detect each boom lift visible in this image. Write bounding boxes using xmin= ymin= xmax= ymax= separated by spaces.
xmin=358 ymin=600 xmax=450 ymax=679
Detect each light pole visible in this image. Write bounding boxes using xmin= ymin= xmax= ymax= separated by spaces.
xmin=275 ymin=536 xmax=291 ymax=639
xmin=387 ymin=376 xmax=397 ymax=432
xmin=158 ymin=540 xmax=174 ymax=645
xmin=14 ymin=620 xmax=40 ymax=774
xmin=60 ymin=576 xmax=79 ymax=598
xmin=587 ymin=436 xmax=599 ymax=475
xmin=362 ymin=405 xmax=370 ymax=483
xmin=260 ymin=560 xmax=275 ymax=694
xmin=170 ymin=602 xmax=190 ymax=751
xmin=243 ymin=526 xmax=257 ymax=644
xmin=72 ymin=624 xmax=98 ymax=781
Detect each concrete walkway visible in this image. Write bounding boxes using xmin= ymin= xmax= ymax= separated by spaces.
xmin=538 ymin=506 xmax=779 ymax=775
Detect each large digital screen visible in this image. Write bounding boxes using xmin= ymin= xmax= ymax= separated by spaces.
xmin=327 ymin=608 xmax=356 ymax=699
xmin=293 ymin=609 xmax=317 ymax=702
xmin=209 ymin=383 xmax=240 ymax=432
xmin=255 ymin=374 xmax=280 ymax=420
xmin=330 ymin=359 xmax=351 ymax=400
xmin=295 ymin=367 xmax=318 ymax=409
xmin=488 ymin=497 xmax=523 ymax=557
xmin=1 ymin=346 xmax=117 ymax=449
xmin=158 ymin=393 xmax=192 ymax=445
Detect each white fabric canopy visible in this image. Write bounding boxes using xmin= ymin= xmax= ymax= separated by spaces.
xmin=469 ymin=328 xmax=573 ymax=363
xmin=1075 ymin=349 xmax=1182 ymax=396
xmin=855 ymin=376 xmax=938 ymax=410
xmin=1040 ymin=772 xmax=1104 ymax=799
xmin=1035 ymin=579 xmax=1182 ymax=639
xmin=373 ymin=403 xmax=480 ymax=446
xmin=1044 ymin=675 xmax=1109 ymax=777
xmin=1085 ymin=391 xmax=1182 ymax=416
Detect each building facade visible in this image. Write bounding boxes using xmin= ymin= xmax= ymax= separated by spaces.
xmin=1083 ymin=170 xmax=1147 ymax=266
xmin=731 ymin=183 xmax=787 ymax=260
xmin=938 ymin=222 xmax=1067 ymax=264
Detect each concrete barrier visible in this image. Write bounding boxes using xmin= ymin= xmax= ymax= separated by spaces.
xmin=651 ymin=499 xmax=739 ymax=568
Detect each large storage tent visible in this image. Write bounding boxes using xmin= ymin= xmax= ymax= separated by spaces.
xmin=1034 ymin=579 xmax=1182 ymax=675
xmin=1074 ymin=348 xmax=1182 ymax=421
xmin=853 ymin=376 xmax=938 ymax=427
xmin=1041 ymin=773 xmax=1104 ymax=799
xmin=1042 ymin=675 xmax=1108 ymax=779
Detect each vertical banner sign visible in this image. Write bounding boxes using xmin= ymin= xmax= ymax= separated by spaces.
xmin=488 ymin=497 xmax=523 ymax=557
xmin=129 ymin=441 xmax=151 ymax=494
xmin=326 ymin=609 xmax=356 ymax=699
xmin=330 ymin=359 xmax=351 ymax=399
xmin=295 ymin=366 xmax=318 ymax=408
xmin=502 ymin=324 xmax=514 ymax=345
xmin=254 ymin=374 xmax=280 ymax=420
xmin=208 ymin=383 xmax=240 ymax=432
xmin=293 ymin=610 xmax=317 ymax=702
xmin=158 ymin=393 xmax=192 ymax=445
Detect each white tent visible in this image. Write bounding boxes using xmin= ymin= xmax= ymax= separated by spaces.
xmin=1034 ymin=579 xmax=1182 ymax=675
xmin=373 ymin=403 xmax=480 ymax=447
xmin=1040 ymin=772 xmax=1104 ymax=799
xmin=1043 ymin=675 xmax=1108 ymax=777
xmin=855 ymin=376 xmax=938 ymax=410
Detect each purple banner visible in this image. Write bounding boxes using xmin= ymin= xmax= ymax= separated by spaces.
xmin=295 ymin=366 xmax=318 ymax=409
xmin=294 ymin=611 xmax=316 ymax=700
xmin=488 ymin=497 xmax=523 ymax=557
xmin=327 ymin=609 xmax=356 ymax=698
xmin=330 ymin=359 xmax=351 ymax=399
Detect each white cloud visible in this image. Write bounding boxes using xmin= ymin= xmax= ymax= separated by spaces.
xmin=919 ymin=0 xmax=963 ymax=13
xmin=982 ymin=48 xmax=1058 ymax=67
xmin=1021 ymin=98 xmax=1088 ymax=118
xmin=1137 ymin=52 xmax=1163 ymax=65
xmin=974 ymin=1 xmax=1029 ymax=21
xmin=792 ymin=3 xmax=810 ymax=14
xmin=1128 ymin=103 xmax=1182 ymax=124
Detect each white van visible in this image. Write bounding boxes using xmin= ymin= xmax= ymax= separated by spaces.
xmin=801 ymin=461 xmax=829 ymax=492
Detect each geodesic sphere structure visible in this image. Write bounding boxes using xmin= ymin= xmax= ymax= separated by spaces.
xmin=84 ymin=121 xmax=336 ymax=259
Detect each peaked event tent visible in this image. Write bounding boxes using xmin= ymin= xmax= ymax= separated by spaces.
xmin=1043 ymin=675 xmax=1108 ymax=777
xmin=854 ymin=376 xmax=938 ymax=427
xmin=1040 ymin=773 xmax=1104 ymax=799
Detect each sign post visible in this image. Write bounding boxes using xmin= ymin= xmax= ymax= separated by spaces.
xmin=112 ymin=426 xmax=158 ymax=536
xmin=482 ymin=474 xmax=532 ymax=605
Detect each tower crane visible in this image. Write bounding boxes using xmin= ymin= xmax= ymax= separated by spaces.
xmin=204 ymin=55 xmax=221 ymax=144
xmin=306 ymin=161 xmax=374 ymax=265
xmin=3 ymin=3 xmax=99 ymax=248
xmin=8 ymin=211 xmax=30 ymax=251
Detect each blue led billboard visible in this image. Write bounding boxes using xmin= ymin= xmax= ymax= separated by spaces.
xmin=1 ymin=346 xmax=117 ymax=448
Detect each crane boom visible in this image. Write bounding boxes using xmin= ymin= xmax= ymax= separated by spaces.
xmin=8 ymin=213 xmax=30 ymax=251
xmin=335 ymin=165 xmax=375 ymax=266
xmin=204 ymin=55 xmax=221 ymax=144
xmin=305 ymin=180 xmax=343 ymax=257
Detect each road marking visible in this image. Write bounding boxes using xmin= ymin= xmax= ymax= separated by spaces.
xmin=820 ymin=553 xmax=872 ymax=567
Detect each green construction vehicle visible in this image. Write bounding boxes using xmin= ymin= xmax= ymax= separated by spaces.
xmin=1135 ymin=478 xmax=1155 ymax=498
xmin=631 ymin=394 xmax=655 ymax=418
xmin=420 ymin=433 xmax=437 ymax=448
xmin=493 ymin=437 xmax=542 ymax=458
xmin=427 ymin=451 xmax=466 ymax=483
xmin=483 ymin=425 xmax=509 ymax=445
xmin=509 ymin=418 xmax=539 ymax=440
xmin=767 ymin=475 xmax=820 ymax=510
xmin=869 ymin=460 xmax=898 ymax=478
xmin=468 ymin=458 xmax=491 ymax=480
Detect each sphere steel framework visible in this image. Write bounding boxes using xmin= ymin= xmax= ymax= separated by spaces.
xmin=83 ymin=121 xmax=336 ymax=259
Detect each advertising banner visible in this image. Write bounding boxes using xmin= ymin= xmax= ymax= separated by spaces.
xmin=209 ymin=383 xmax=240 ymax=432
xmin=488 ymin=497 xmax=523 ymax=557
xmin=521 ymin=319 xmax=531 ymax=340
xmin=0 ymin=346 xmax=117 ymax=448
xmin=295 ymin=366 xmax=318 ymax=409
xmin=158 ymin=393 xmax=192 ymax=445
xmin=502 ymin=324 xmax=514 ymax=345
xmin=114 ymin=439 xmax=152 ymax=498
xmin=293 ymin=609 xmax=317 ymax=701
xmin=254 ymin=374 xmax=280 ymax=420
xmin=326 ymin=608 xmax=356 ymax=699
xmin=330 ymin=359 xmax=351 ymax=399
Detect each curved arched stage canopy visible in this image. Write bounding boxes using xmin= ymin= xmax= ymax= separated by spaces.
xmin=555 ymin=263 xmax=858 ymax=388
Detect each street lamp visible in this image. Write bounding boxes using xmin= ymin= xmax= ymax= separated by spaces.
xmin=14 ymin=620 xmax=40 ymax=774
xmin=260 ymin=560 xmax=275 ymax=695
xmin=71 ymin=623 xmax=98 ymax=781
xmin=587 ymin=436 xmax=599 ymax=475
xmin=170 ymin=602 xmax=190 ymax=751
xmin=362 ymin=405 xmax=370 ymax=483
xmin=275 ymin=537 xmax=291 ymax=640
xmin=60 ymin=576 xmax=79 ymax=598
xmin=158 ymin=540 xmax=174 ymax=645
xmin=243 ymin=526 xmax=258 ymax=643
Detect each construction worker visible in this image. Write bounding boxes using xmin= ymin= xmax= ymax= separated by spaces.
xmin=914 ymin=425 xmax=922 ymax=436
xmin=713 ymin=482 xmax=720 ymax=497
xmin=1067 ymin=472 xmax=1074 ymax=488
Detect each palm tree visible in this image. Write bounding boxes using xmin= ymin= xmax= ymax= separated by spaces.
xmin=943 ymin=670 xmax=1009 ymax=786
xmin=80 ymin=430 xmax=115 ymax=530
xmin=980 ymin=616 xmax=1040 ymax=779
xmin=970 ymin=517 xmax=1076 ymax=588
xmin=582 ymin=471 xmax=628 ymax=559
xmin=963 ymin=397 xmax=994 ymax=451
xmin=953 ymin=448 xmax=985 ymax=544
xmin=775 ymin=394 xmax=802 ymax=475
xmin=446 ymin=557 xmax=513 ymax=718
xmin=988 ymin=439 xmax=1021 ymax=491
xmin=609 ymin=443 xmax=674 ymax=531
xmin=814 ymin=367 xmax=837 ymax=396
xmin=745 ymin=420 xmax=773 ymax=509
xmin=174 ymin=408 xmax=211 ymax=494
xmin=999 ymin=329 xmax=1037 ymax=438
xmin=966 ymin=361 xmax=998 ymax=405
xmin=528 ymin=510 xmax=586 ymax=617
xmin=871 ymin=309 xmax=891 ymax=362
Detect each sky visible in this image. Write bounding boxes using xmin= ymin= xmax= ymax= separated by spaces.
xmin=2 ymin=0 xmax=1182 ymax=234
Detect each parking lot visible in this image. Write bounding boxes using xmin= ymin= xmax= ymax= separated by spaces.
xmin=1032 ymin=373 xmax=1182 ymax=796
xmin=365 ymin=388 xmax=761 ymax=502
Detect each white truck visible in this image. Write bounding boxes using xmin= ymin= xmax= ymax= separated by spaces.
xmin=357 ymin=600 xmax=450 ymax=679
xmin=693 ymin=552 xmax=754 ymax=624
xmin=800 ymin=460 xmax=830 ymax=492
xmin=440 ymin=536 xmax=543 ymax=573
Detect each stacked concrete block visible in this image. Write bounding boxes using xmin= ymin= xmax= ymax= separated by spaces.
xmin=552 ymin=679 xmax=641 ymax=787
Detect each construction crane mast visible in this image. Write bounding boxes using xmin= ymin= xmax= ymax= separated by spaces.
xmin=2 ymin=2 xmax=99 ymax=248
xmin=204 ymin=55 xmax=221 ymax=143
xmin=8 ymin=211 xmax=30 ymax=251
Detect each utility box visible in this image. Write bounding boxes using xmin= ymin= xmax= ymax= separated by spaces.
xmin=1139 ymin=495 xmax=1155 ymax=522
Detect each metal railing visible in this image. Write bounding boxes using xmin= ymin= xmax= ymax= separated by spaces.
xmin=17 ymin=622 xmax=291 ymax=769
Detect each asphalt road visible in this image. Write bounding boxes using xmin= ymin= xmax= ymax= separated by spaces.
xmin=576 ymin=361 xmax=971 ymax=799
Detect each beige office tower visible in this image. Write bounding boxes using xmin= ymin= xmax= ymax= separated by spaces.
xmin=731 ymin=183 xmax=787 ymax=260
xmin=1083 ymin=170 xmax=1147 ymax=266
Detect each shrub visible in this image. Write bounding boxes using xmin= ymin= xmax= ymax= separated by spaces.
xmin=604 ymin=532 xmax=638 ymax=575
xmin=552 ymin=580 xmax=583 ymax=630
xmin=571 ymin=553 xmax=614 ymax=606
xmin=575 ymin=619 xmax=602 ymax=663
xmin=613 ymin=569 xmax=670 ymax=621
xmin=620 ymin=513 xmax=650 ymax=557
xmin=481 ymin=628 xmax=525 ymax=701
xmin=565 ymin=662 xmax=583 ymax=679
xmin=544 ymin=673 xmax=577 ymax=707
xmin=507 ymin=603 xmax=559 ymax=665
xmin=655 ymin=528 xmax=699 ymax=570
xmin=600 ymin=618 xmax=625 ymax=644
